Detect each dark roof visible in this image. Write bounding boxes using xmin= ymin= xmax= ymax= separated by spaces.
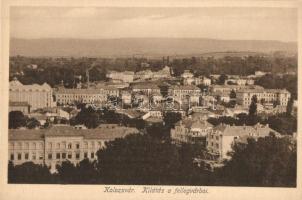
xmin=9 ymin=125 xmax=139 ymax=141
xmin=9 ymin=129 xmax=45 ymax=141
xmin=9 ymin=101 xmax=30 ymax=107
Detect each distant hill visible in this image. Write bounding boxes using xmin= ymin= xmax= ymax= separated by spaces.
xmin=10 ymin=38 xmax=297 ymax=57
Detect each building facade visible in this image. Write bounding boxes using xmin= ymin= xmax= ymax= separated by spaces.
xmin=9 ymin=78 xmax=54 ymax=111
xmin=171 ymin=117 xmax=213 ymax=145
xmin=206 ymin=123 xmax=280 ymax=160
xmin=236 ymin=89 xmax=291 ymax=108
xmin=9 ymin=125 xmax=139 ymax=172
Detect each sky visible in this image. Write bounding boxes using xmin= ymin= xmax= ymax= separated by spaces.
xmin=10 ymin=7 xmax=297 ymax=42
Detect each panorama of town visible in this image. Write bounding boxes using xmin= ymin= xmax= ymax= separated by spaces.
xmin=8 ymin=54 xmax=297 ymax=186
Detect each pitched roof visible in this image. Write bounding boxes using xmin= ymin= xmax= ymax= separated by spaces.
xmin=9 ymin=101 xmax=30 ymax=107
xmin=9 ymin=125 xmax=139 ymax=141
xmin=170 ymin=85 xmax=200 ymax=90
xmin=213 ymin=124 xmax=280 ymax=137
xmin=10 ymin=79 xmax=52 ymax=90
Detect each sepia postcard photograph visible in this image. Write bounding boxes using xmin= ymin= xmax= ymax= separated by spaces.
xmin=0 ymin=0 xmax=301 ymax=200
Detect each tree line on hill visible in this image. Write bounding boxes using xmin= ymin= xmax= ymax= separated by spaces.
xmin=9 ymin=55 xmax=297 ymax=88
xmin=8 ymin=133 xmax=296 ymax=187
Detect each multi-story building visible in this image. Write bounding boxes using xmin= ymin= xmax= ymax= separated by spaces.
xmin=169 ymin=85 xmax=200 ymax=104
xmin=9 ymin=78 xmax=54 ymax=111
xmin=8 ymin=125 xmax=139 ymax=172
xmin=132 ymin=84 xmax=161 ymax=95
xmin=9 ymin=101 xmax=31 ymax=114
xmin=206 ymin=123 xmax=280 ymax=160
xmin=236 ymin=88 xmax=291 ymax=108
xmin=171 ymin=117 xmax=213 ymax=145
xmin=54 ymin=85 xmax=119 ymax=105
xmin=55 ymin=88 xmax=107 ymax=105
xmin=209 ymin=84 xmax=263 ymax=94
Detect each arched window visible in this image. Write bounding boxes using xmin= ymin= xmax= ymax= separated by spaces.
xmin=32 ymin=142 xmax=36 ymax=150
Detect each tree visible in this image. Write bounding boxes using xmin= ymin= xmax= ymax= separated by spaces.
xmin=163 ymin=112 xmax=182 ymax=129
xmin=215 ymin=135 xmax=296 ymax=187
xmin=56 ymin=159 xmax=99 ymax=184
xmin=146 ymin=123 xmax=170 ymax=141
xmin=96 ymin=134 xmax=181 ymax=185
xmin=72 ymin=106 xmax=100 ymax=128
xmin=26 ymin=118 xmax=40 ymax=129
xmin=217 ymin=74 xmax=228 ymax=85
xmin=56 ymin=160 xmax=78 ymax=183
xmin=9 ymin=111 xmax=27 ymax=129
xmin=249 ymin=95 xmax=257 ymax=116
xmin=159 ymin=85 xmax=169 ymax=97
xmin=286 ymin=97 xmax=294 ymax=116
xmin=229 ymin=90 xmax=236 ymax=99
xmin=8 ymin=161 xmax=53 ymax=183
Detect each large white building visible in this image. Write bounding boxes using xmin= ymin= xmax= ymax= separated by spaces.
xmin=8 ymin=125 xmax=139 ymax=172
xmin=9 ymin=78 xmax=55 ymax=111
xmin=236 ymin=88 xmax=291 ymax=108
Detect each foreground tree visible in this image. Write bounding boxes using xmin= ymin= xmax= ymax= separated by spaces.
xmin=56 ymin=159 xmax=99 ymax=184
xmin=8 ymin=161 xmax=53 ymax=183
xmin=96 ymin=134 xmax=181 ymax=185
xmin=214 ymin=135 xmax=296 ymax=187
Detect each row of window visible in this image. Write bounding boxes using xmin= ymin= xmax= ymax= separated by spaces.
xmin=9 ymin=142 xmax=43 ymax=150
xmin=10 ymin=141 xmax=104 ymax=150
xmin=10 ymin=152 xmax=96 ymax=161
xmin=46 ymin=141 xmax=104 ymax=150
xmin=47 ymin=152 xmax=95 ymax=160
xmin=209 ymin=135 xmax=220 ymax=140
xmin=10 ymin=152 xmax=43 ymax=161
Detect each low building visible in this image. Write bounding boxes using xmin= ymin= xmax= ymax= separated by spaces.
xmin=206 ymin=123 xmax=280 ymax=161
xmin=152 ymin=66 xmax=172 ymax=79
xmin=106 ymin=71 xmax=135 ymax=83
xmin=8 ymin=125 xmax=139 ymax=173
xmin=184 ymin=76 xmax=212 ymax=86
xmin=9 ymin=101 xmax=31 ymax=114
xmin=134 ymin=69 xmax=153 ymax=80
